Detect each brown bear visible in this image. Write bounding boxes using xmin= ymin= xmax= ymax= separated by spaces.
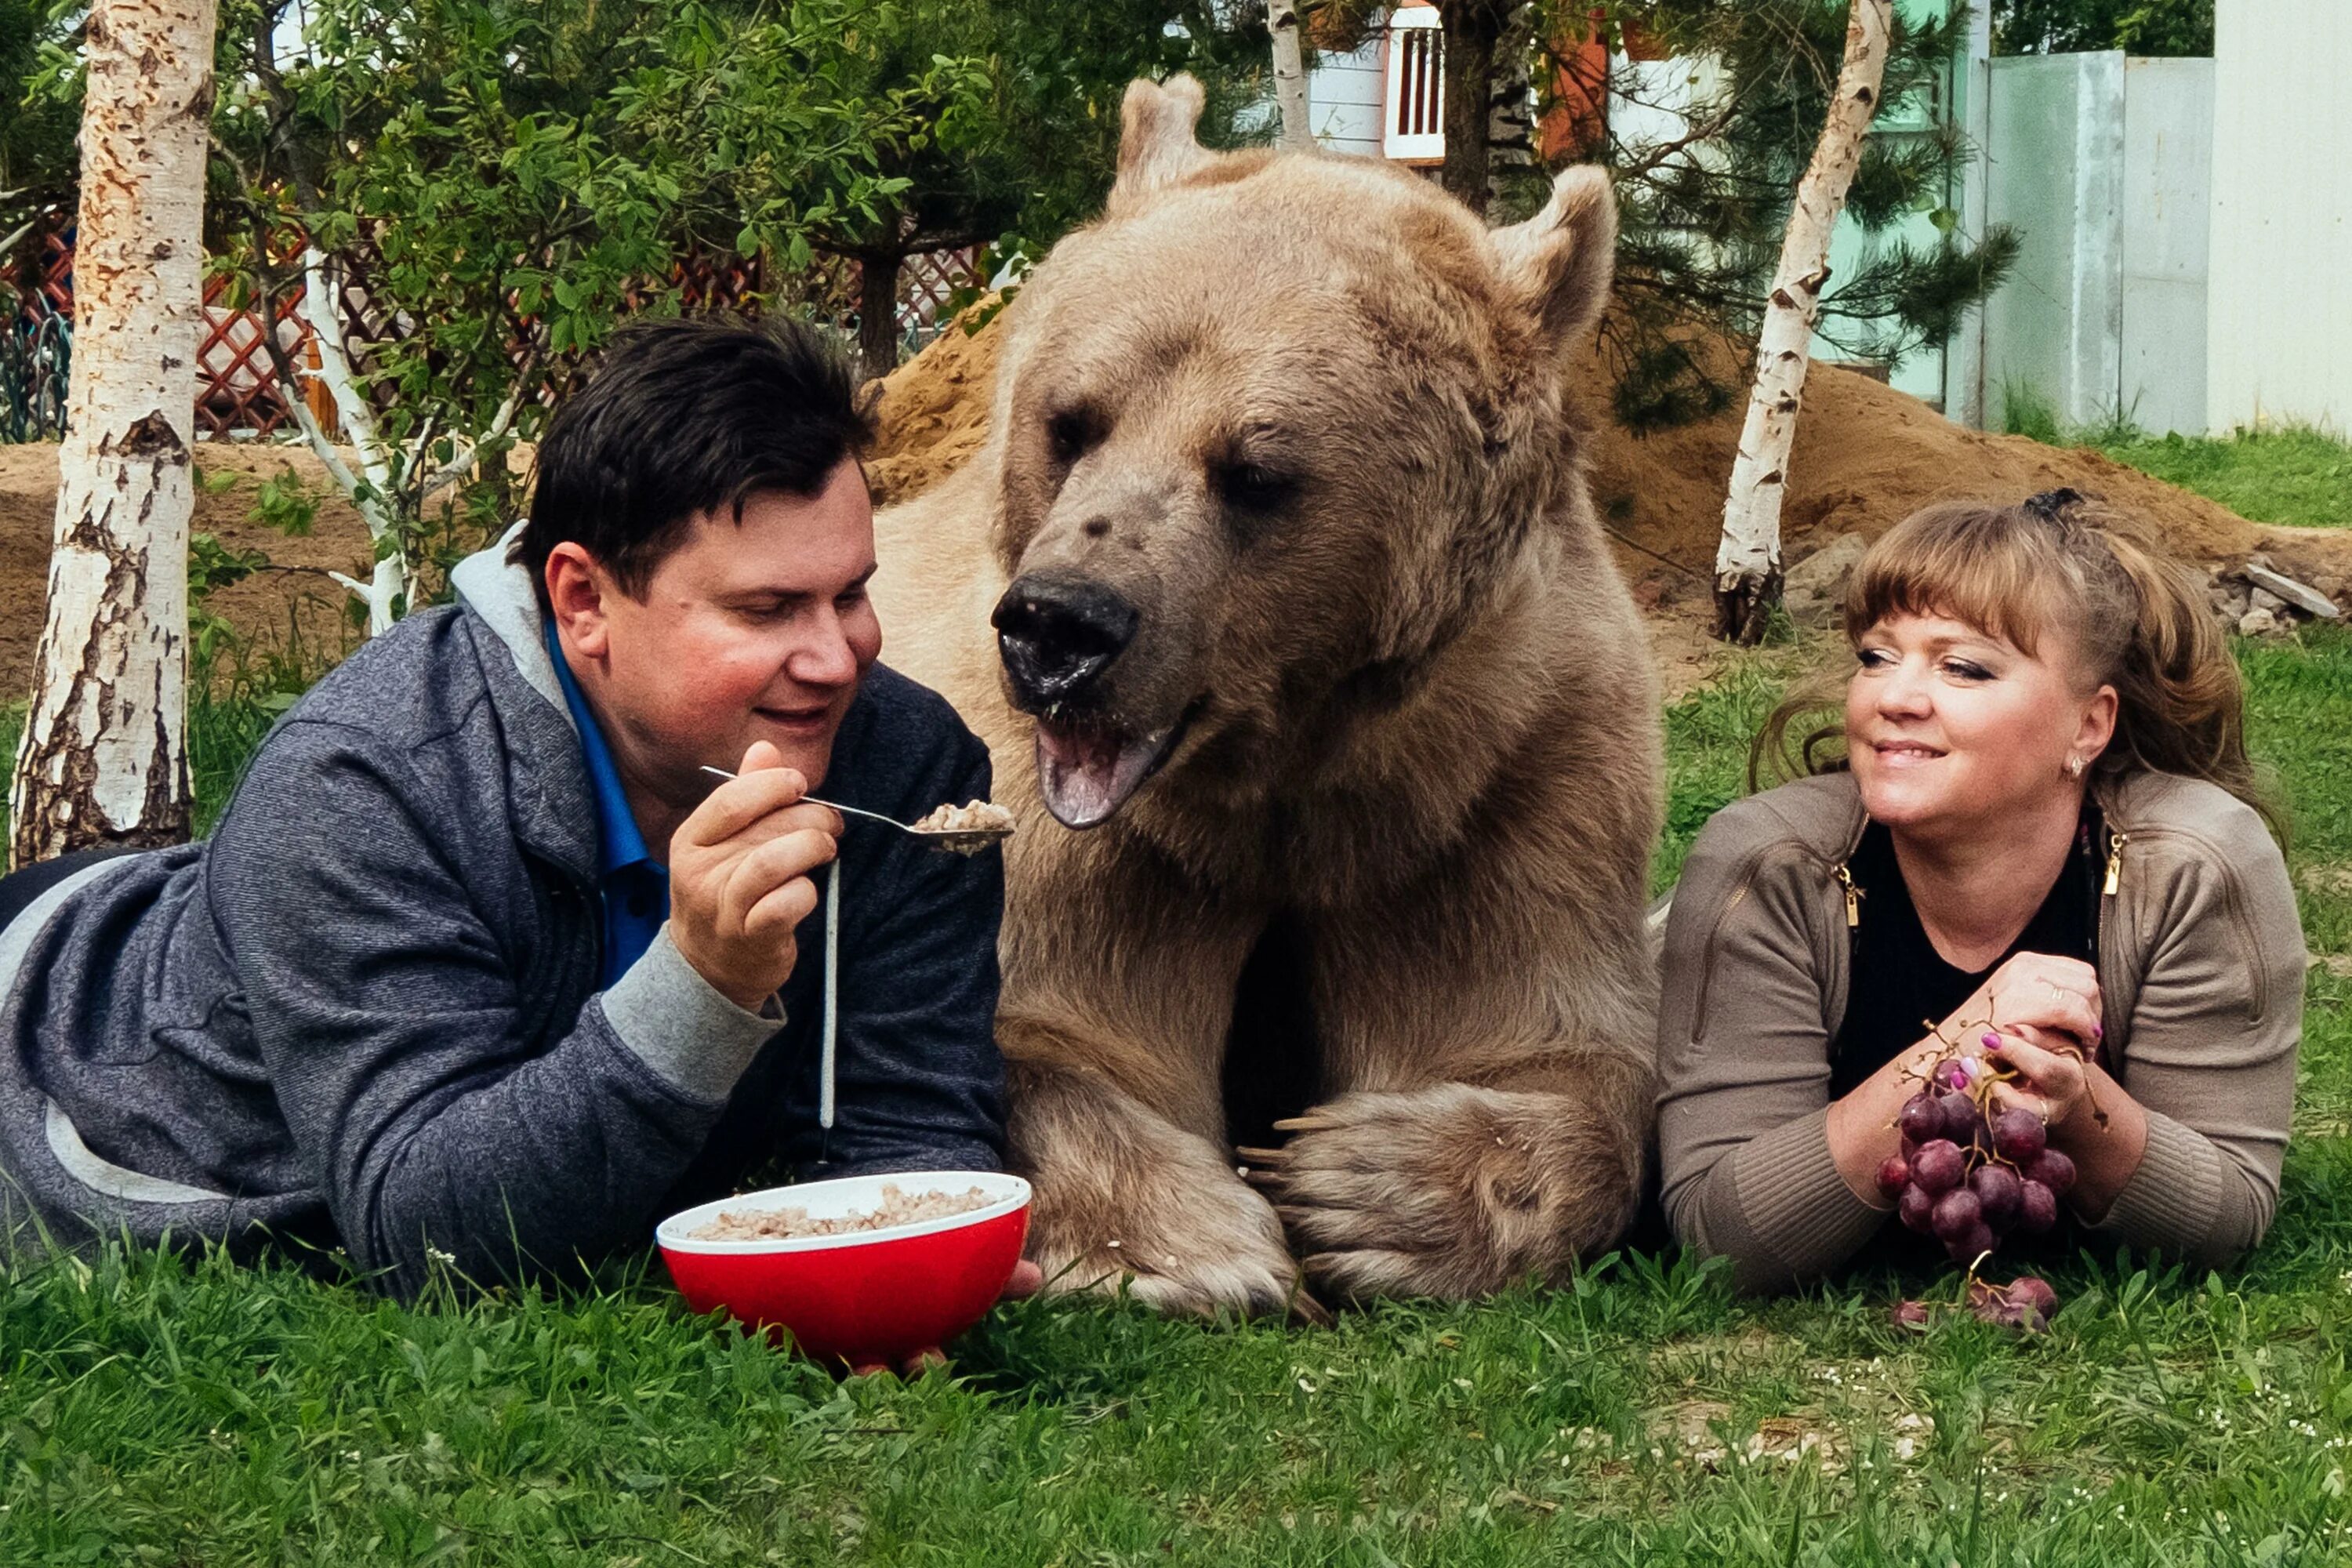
xmin=869 ymin=75 xmax=1661 ymax=1316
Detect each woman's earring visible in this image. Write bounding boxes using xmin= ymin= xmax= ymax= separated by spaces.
xmin=2066 ymin=757 xmax=2085 ymax=779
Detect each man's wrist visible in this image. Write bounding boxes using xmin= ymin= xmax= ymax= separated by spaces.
xmin=669 ymin=930 xmax=780 ymax=1014
xmin=603 ymin=927 xmax=781 ymax=1098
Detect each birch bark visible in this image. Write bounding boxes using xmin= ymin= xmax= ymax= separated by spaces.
xmin=1712 ymin=0 xmax=1892 ymax=645
xmin=9 ymin=0 xmax=220 ymax=866
xmin=1270 ymin=1 xmax=1312 ymax=151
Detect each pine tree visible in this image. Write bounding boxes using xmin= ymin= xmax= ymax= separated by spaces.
xmin=1308 ymin=2 xmax=2015 ymax=430
xmin=1565 ymin=0 xmax=2020 ymax=431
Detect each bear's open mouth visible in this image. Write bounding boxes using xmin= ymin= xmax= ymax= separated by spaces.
xmin=1033 ymin=704 xmax=1199 ymax=829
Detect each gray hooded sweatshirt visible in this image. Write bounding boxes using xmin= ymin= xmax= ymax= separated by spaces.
xmin=0 ymin=533 xmax=1006 ymax=1294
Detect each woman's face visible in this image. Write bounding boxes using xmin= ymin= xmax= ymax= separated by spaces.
xmin=1845 ymin=610 xmax=2118 ymax=837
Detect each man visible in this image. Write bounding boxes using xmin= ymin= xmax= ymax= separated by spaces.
xmin=0 ymin=319 xmax=1020 ymax=1326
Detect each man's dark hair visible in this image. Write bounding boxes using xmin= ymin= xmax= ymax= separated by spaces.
xmin=519 ymin=316 xmax=873 ymax=605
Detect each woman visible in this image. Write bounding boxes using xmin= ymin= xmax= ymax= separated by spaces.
xmin=1655 ymin=491 xmax=2305 ymax=1293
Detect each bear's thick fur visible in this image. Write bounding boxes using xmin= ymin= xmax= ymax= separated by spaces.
xmin=869 ymin=76 xmax=1662 ymax=1315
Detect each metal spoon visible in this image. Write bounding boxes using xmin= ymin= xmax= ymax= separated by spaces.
xmin=697 ymin=766 xmax=1013 ymax=855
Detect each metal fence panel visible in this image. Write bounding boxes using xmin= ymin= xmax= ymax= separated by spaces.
xmin=1981 ymin=52 xmax=2127 ymax=430
xmin=2206 ymin=0 xmax=2352 ymax=433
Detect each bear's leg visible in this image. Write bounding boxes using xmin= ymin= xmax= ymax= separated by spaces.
xmin=1246 ymin=1058 xmax=1651 ymax=1301
xmin=1241 ymin=887 xmax=1657 ymax=1302
xmin=990 ymin=844 xmax=1317 ymax=1319
xmin=1007 ymin=1048 xmax=1319 ymax=1321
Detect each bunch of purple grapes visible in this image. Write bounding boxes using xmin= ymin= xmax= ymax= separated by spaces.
xmin=1875 ymin=1058 xmax=2077 ymax=1269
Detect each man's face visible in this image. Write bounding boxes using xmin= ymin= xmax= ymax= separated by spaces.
xmin=551 ymin=459 xmax=883 ymax=812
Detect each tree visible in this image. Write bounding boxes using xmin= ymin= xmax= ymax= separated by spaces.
xmin=206 ymin=0 xmax=933 ymax=630
xmin=1270 ymin=0 xmax=1312 ymax=149
xmin=10 ymin=0 xmax=219 ymax=866
xmin=1712 ymin=0 xmax=1892 ymax=644
xmin=1312 ymin=0 xmax=1532 ymax=216
xmin=811 ymin=2 xmax=1265 ymax=382
xmin=1564 ymin=1 xmax=2019 ymax=432
xmin=1992 ymin=0 xmax=2210 ymax=55
xmin=1305 ymin=3 xmax=2011 ymax=430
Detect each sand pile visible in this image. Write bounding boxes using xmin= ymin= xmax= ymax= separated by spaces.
xmin=866 ymin=301 xmax=2352 ymax=597
xmin=867 ymin=304 xmax=1005 ymax=508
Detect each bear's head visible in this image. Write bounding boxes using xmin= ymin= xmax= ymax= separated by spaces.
xmin=986 ymin=74 xmax=1616 ymax=830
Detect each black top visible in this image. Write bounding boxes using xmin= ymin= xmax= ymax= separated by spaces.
xmin=1828 ymin=807 xmax=2104 ymax=1098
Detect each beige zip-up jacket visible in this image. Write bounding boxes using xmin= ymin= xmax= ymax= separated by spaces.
xmin=1656 ymin=768 xmax=2305 ymax=1294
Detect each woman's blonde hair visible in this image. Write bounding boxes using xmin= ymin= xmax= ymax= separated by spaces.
xmin=1752 ymin=489 xmax=2278 ymax=832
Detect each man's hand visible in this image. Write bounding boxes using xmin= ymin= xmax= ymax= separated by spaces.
xmin=848 ymin=1260 xmax=1044 ymax=1379
xmin=670 ymin=741 xmax=840 ymax=1011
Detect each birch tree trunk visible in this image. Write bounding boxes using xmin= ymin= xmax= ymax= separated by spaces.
xmin=1269 ymin=0 xmax=1312 ymax=151
xmin=1711 ymin=0 xmax=1892 ymax=645
xmin=9 ymin=0 xmax=219 ymax=866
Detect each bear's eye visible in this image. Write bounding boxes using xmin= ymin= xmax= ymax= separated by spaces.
xmin=1214 ymin=461 xmax=1297 ymax=515
xmin=1045 ymin=409 xmax=1098 ymax=465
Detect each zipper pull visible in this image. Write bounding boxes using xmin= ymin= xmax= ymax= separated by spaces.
xmin=1835 ymin=862 xmax=1859 ymax=927
xmin=2103 ymin=832 xmax=2129 ymax=896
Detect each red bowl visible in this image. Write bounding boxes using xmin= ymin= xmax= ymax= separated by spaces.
xmin=656 ymin=1171 xmax=1030 ymax=1366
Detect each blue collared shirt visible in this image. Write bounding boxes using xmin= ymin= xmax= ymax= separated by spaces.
xmin=543 ymin=621 xmax=670 ymax=988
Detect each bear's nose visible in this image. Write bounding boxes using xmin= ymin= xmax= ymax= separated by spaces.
xmin=993 ymin=574 xmax=1139 ymax=708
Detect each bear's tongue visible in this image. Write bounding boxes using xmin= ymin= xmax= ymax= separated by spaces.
xmin=1035 ymin=720 xmax=1167 ymax=829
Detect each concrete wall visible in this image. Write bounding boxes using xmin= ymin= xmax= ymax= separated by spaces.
xmin=2206 ymin=0 xmax=2352 ymax=432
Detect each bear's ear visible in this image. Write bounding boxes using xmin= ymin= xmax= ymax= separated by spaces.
xmin=1108 ymin=74 xmax=1211 ymax=218
xmin=1490 ymin=165 xmax=1617 ymax=350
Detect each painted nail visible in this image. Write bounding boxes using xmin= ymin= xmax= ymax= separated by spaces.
xmin=1981 ymin=1031 xmax=2002 ymax=1050
xmin=2093 ymin=1023 xmax=2104 ymax=1038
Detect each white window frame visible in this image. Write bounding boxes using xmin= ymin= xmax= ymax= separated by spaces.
xmin=1381 ymin=8 xmax=1446 ymax=164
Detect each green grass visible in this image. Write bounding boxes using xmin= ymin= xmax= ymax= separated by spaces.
xmin=0 ymin=700 xmax=17 ymax=846
xmin=2096 ymin=428 xmax=2352 ymax=532
xmin=5 ymin=471 xmax=2352 ymax=1564
xmin=4 ymin=626 xmax=2346 ymax=1566
xmin=1999 ymin=379 xmax=2352 ymax=531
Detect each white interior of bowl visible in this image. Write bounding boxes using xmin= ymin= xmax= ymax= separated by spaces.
xmin=655 ymin=1170 xmax=1030 ymax=1256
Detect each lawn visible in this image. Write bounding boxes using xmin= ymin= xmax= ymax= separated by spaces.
xmin=5 ymin=460 xmax=2351 ymax=1565
xmin=2000 ymin=383 xmax=2352 ymax=532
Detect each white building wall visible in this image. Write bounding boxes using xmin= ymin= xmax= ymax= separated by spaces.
xmin=1308 ymin=35 xmax=1386 ymax=157
xmin=2206 ymin=0 xmax=2352 ymax=433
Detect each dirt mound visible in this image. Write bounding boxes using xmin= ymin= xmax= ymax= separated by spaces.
xmin=866 ymin=303 xmax=1006 ymax=508
xmin=0 ymin=443 xmax=376 ymax=699
xmin=866 ymin=302 xmax=2352 ymax=604
xmin=0 ymin=302 xmax=2332 ymax=708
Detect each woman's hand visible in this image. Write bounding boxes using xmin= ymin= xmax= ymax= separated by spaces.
xmin=1965 ymin=952 xmax=2103 ymax=1058
xmin=1829 ymin=951 xmax=2104 ymax=1210
xmin=1980 ymin=1026 xmax=2094 ymax=1131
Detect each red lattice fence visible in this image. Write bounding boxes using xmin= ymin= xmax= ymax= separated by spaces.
xmin=11 ymin=234 xmax=985 ymax=441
